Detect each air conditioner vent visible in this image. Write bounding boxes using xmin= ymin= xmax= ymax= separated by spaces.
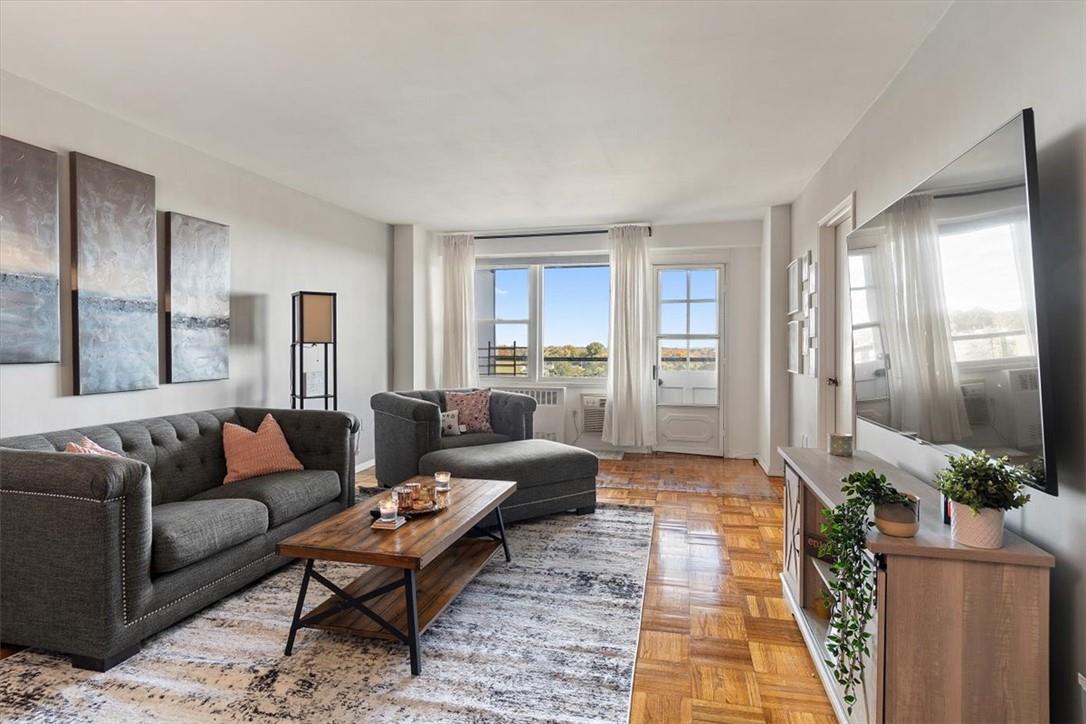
xmin=494 ymin=387 xmax=566 ymax=442
xmin=496 ymin=387 xmax=562 ymax=406
xmin=581 ymin=395 xmax=607 ymax=434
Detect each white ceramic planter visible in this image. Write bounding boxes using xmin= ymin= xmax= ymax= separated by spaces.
xmin=950 ymin=502 xmax=1005 ymax=549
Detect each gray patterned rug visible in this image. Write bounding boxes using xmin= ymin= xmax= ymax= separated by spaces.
xmin=0 ymin=505 xmax=652 ymax=723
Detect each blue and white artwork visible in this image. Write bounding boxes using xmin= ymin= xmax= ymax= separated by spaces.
xmin=0 ymin=136 xmax=60 ymax=364
xmin=71 ymin=152 xmax=158 ymax=394
xmin=166 ymin=212 xmax=230 ymax=382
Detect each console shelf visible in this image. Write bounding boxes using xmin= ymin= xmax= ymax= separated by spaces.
xmin=779 ymin=446 xmax=1054 ymax=724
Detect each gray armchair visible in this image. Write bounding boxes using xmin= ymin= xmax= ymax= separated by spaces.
xmin=371 ymin=388 xmax=536 ymax=486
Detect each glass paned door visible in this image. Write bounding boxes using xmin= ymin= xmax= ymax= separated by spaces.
xmin=656 ymin=268 xmax=720 ymax=405
xmin=654 ymin=266 xmax=724 ymax=456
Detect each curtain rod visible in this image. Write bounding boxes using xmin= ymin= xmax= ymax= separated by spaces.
xmin=932 ymin=182 xmax=1024 ymax=200
xmin=473 ymin=227 xmax=652 ymax=240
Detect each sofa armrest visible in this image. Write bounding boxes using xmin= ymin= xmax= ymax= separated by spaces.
xmin=0 ymin=449 xmax=153 ymax=658
xmin=490 ymin=390 xmax=537 ymax=440
xmin=370 ymin=392 xmax=441 ymax=487
xmin=235 ymin=407 xmax=359 ymax=507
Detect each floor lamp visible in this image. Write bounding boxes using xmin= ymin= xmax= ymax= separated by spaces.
xmin=290 ymin=291 xmax=337 ymax=410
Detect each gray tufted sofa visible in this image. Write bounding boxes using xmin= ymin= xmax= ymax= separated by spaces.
xmin=371 ymin=389 xmax=597 ymax=524
xmin=0 ymin=407 xmax=358 ymax=671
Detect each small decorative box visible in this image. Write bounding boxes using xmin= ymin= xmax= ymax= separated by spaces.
xmin=829 ymin=433 xmax=854 ymax=457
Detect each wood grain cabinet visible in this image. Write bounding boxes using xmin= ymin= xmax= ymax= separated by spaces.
xmin=778 ymin=447 xmax=1055 ymax=724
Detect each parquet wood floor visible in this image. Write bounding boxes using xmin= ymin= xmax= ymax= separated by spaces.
xmin=6 ymin=461 xmax=832 ymax=723
xmin=597 ymin=453 xmax=833 ymax=724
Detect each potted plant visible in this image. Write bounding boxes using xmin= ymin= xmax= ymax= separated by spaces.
xmin=935 ymin=450 xmax=1031 ymax=549
xmin=818 ymin=469 xmax=913 ymax=713
xmin=846 ymin=469 xmax=920 ymax=538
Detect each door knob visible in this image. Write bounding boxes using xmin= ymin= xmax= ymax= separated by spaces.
xmin=828 ymin=377 xmax=840 ymax=387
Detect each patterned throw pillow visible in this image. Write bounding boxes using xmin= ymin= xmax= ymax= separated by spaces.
xmin=445 ymin=389 xmax=492 ymax=433
xmin=440 ymin=410 xmax=461 ymax=436
xmin=222 ymin=413 xmax=304 ymax=484
xmin=64 ymin=437 xmax=123 ymax=457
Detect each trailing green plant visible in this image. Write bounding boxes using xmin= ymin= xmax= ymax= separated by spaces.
xmin=934 ymin=449 xmax=1031 ymax=513
xmin=817 ymin=469 xmax=909 ymax=714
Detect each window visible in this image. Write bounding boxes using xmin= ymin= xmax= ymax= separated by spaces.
xmin=475 ymin=263 xmax=610 ymax=380
xmin=848 ymin=251 xmax=886 ymax=365
xmin=475 ymin=267 xmax=529 ymax=377
xmin=656 ymin=268 xmax=720 ymax=405
xmin=937 ymin=223 xmax=1032 ymax=363
xmin=543 ymin=265 xmax=609 ymax=378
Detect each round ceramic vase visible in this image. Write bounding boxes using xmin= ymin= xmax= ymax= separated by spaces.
xmin=950 ymin=501 xmax=1005 ymax=549
xmin=874 ymin=496 xmax=920 ymax=538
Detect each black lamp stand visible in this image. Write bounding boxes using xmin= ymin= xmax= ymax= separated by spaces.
xmin=290 ymin=291 xmax=337 ymax=410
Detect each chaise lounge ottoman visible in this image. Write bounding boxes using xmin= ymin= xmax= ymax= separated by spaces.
xmin=418 ymin=438 xmax=598 ymax=524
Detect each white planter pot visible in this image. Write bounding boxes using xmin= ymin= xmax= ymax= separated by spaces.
xmin=950 ymin=502 xmax=1005 ymax=549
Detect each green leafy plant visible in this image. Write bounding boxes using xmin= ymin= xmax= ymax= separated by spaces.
xmin=817 ymin=470 xmax=910 ymax=713
xmin=934 ymin=449 xmax=1031 ymax=513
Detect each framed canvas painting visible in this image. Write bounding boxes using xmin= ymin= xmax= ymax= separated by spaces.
xmin=787 ymin=319 xmax=804 ymax=374
xmin=787 ymin=259 xmax=801 ymax=315
xmin=71 ymin=152 xmax=158 ymax=394
xmin=0 ymin=136 xmax=60 ymax=363
xmin=165 ymin=212 xmax=230 ymax=382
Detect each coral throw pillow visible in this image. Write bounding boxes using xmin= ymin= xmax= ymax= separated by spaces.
xmin=64 ymin=437 xmax=123 ymax=457
xmin=222 ymin=413 xmax=304 ymax=484
xmin=446 ymin=389 xmax=492 ymax=433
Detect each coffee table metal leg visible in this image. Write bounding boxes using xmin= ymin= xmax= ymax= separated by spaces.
xmin=495 ymin=506 xmax=512 ymax=562
xmin=285 ymin=559 xmax=314 ymax=655
xmin=404 ymin=569 xmax=420 ymax=675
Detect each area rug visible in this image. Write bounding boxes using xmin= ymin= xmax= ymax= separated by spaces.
xmin=0 ymin=505 xmax=652 ymax=723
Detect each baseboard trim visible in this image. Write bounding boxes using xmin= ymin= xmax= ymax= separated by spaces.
xmin=355 ymin=458 xmax=375 ymax=473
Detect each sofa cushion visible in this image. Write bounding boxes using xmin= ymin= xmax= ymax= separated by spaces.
xmin=439 ymin=432 xmax=511 ymax=450
xmin=420 ymin=438 xmax=598 ymax=489
xmin=445 ymin=389 xmax=492 ymax=432
xmin=189 ymin=469 xmax=341 ymax=527
xmin=152 ymin=499 xmax=268 ymax=574
xmin=222 ymin=413 xmax=303 ymax=483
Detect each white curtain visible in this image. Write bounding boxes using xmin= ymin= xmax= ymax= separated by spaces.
xmin=876 ymin=194 xmax=971 ymax=442
xmin=1009 ymin=214 xmax=1038 ymax=357
xmin=440 ymin=233 xmax=478 ymax=389
xmin=603 ymin=225 xmax=656 ymax=447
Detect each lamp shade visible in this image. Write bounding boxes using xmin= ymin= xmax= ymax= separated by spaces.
xmin=293 ymin=291 xmax=335 ymax=343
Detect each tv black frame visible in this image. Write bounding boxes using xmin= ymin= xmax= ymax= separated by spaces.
xmin=848 ymin=108 xmax=1058 ymax=495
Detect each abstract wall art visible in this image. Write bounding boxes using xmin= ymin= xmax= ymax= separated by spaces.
xmin=71 ymin=152 xmax=158 ymax=394
xmin=165 ymin=212 xmax=230 ymax=382
xmin=0 ymin=136 xmax=60 ymax=364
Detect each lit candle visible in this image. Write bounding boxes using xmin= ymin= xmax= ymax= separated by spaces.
xmin=434 ymin=471 xmax=452 ymax=486
xmin=379 ymin=492 xmax=398 ymax=522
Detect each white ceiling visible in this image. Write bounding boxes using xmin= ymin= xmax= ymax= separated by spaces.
xmin=0 ymin=1 xmax=950 ymax=230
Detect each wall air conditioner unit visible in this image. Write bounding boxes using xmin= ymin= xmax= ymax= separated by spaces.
xmin=495 ymin=387 xmax=565 ymax=443
xmin=581 ymin=395 xmax=607 ymax=434
xmin=997 ymin=368 xmax=1042 ymax=449
xmin=959 ymin=380 xmax=990 ymax=427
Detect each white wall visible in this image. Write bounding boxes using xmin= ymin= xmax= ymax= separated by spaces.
xmin=0 ymin=72 xmax=391 ymax=462
xmin=469 ymin=220 xmax=763 ymax=457
xmin=787 ymin=4 xmax=1085 ymax=719
xmin=758 ymin=205 xmax=791 ymax=474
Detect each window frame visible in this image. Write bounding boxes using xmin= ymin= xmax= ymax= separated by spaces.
xmin=934 ymin=217 xmax=1037 ymax=370
xmin=475 ymin=265 xmax=533 ymax=378
xmin=475 ymin=260 xmax=611 ymax=384
xmin=653 ymin=265 xmax=723 ymax=407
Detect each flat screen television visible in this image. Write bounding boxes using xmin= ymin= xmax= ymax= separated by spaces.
xmin=847 ymin=109 xmax=1056 ymax=494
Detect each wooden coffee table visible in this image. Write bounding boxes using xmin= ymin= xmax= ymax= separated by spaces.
xmin=275 ymin=477 xmax=515 ymax=675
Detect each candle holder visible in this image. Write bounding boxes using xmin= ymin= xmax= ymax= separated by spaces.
xmin=379 ymin=491 xmax=398 ymax=522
